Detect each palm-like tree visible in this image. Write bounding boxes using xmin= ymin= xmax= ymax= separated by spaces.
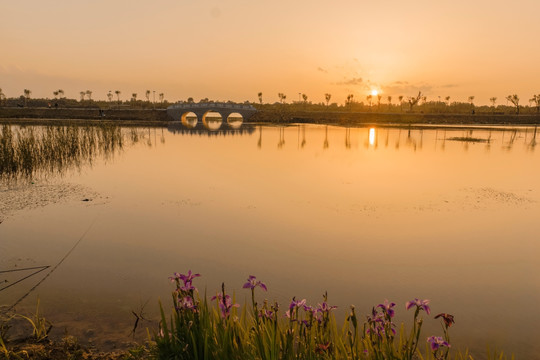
xmin=468 ymin=96 xmax=475 ymax=107
xmin=145 ymin=90 xmax=151 ymax=102
xmin=132 ymin=93 xmax=138 ymax=102
xmin=115 ymin=90 xmax=121 ymax=104
xmin=107 ymin=91 xmax=113 ymax=102
xmin=387 ymin=95 xmax=392 ymax=109
xmin=445 ymin=96 xmax=451 ymax=106
xmin=278 ymin=93 xmax=286 ymax=104
xmin=80 ymin=91 xmax=86 ymax=101
xmin=377 ymin=94 xmax=382 ymax=110
xmin=398 ymin=95 xmax=404 ymax=112
xmin=407 ymin=91 xmax=422 ymax=112
xmin=23 ymin=89 xmax=31 ymax=106
xmin=159 ymin=93 xmax=164 ymax=103
xmin=257 ymin=92 xmax=263 ymax=105
xmin=86 ymin=90 xmax=92 ymax=101
xmin=346 ymin=94 xmax=354 ymax=108
xmin=325 ymin=93 xmax=331 ymax=107
xmin=506 ymin=94 xmax=520 ymax=114
xmin=301 ymin=93 xmax=308 ymax=104
xmin=489 ymin=97 xmax=497 ymax=110
xmin=58 ymin=89 xmax=64 ymax=98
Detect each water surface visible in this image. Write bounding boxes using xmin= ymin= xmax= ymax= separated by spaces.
xmin=1 ymin=123 xmax=539 ymax=357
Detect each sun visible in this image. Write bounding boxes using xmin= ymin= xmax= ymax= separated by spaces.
xmin=371 ymin=89 xmax=379 ymax=96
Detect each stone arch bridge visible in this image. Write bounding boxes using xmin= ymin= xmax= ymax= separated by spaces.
xmin=167 ymin=102 xmax=257 ymax=125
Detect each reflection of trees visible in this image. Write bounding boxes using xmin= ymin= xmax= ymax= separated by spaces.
xmin=323 ymin=126 xmax=329 ymax=149
xmin=345 ymin=127 xmax=351 ymax=149
xmin=257 ymin=126 xmax=262 ymax=149
xmin=529 ymin=126 xmax=537 ymax=151
xmin=301 ymin=126 xmax=306 ymax=148
xmin=278 ymin=127 xmax=285 ymax=149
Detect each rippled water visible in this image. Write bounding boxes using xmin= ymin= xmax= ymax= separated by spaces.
xmin=1 ymin=123 xmax=539 ymax=357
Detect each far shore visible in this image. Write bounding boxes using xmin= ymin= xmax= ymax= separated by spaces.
xmin=1 ymin=106 xmax=539 ymax=127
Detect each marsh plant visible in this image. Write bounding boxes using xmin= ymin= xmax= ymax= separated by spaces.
xmin=0 ymin=124 xmax=152 ymax=182
xmin=154 ymin=271 xmax=510 ymax=360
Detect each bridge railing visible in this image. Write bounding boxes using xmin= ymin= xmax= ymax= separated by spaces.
xmin=168 ymin=102 xmax=256 ymax=111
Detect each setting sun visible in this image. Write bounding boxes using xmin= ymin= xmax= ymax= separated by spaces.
xmin=371 ymin=89 xmax=379 ymax=96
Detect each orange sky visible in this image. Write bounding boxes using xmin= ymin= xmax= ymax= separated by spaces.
xmin=1 ymin=0 xmax=539 ymax=105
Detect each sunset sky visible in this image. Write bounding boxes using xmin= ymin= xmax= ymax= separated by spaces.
xmin=1 ymin=0 xmax=539 ymax=105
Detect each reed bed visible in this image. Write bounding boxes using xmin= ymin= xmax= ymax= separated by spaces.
xmin=153 ymin=271 xmax=513 ymax=360
xmin=0 ymin=124 xmax=149 ymax=182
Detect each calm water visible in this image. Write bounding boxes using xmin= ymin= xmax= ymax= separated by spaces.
xmin=1 ymin=123 xmax=539 ymax=357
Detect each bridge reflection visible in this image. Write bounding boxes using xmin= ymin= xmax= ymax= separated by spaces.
xmin=167 ymin=121 xmax=256 ymax=136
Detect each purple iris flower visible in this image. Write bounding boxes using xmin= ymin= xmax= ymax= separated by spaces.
xmin=179 ymin=270 xmax=201 ymax=284
xmin=242 ymin=275 xmax=267 ymax=291
xmin=211 ymin=292 xmax=239 ymax=319
xmin=178 ymin=295 xmax=197 ymax=311
xmin=406 ymin=298 xmax=431 ymax=315
xmin=377 ymin=299 xmax=396 ymax=318
xmin=289 ymin=298 xmax=307 ymax=311
xmin=317 ymin=301 xmax=337 ymax=313
xmin=427 ymin=336 xmax=450 ymax=351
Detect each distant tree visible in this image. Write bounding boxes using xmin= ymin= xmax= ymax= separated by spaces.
xmin=258 ymin=92 xmax=263 ymax=105
xmin=23 ymin=89 xmax=31 ymax=106
xmin=58 ymin=89 xmax=64 ymax=98
xmin=278 ymin=93 xmax=286 ymax=104
xmin=490 ymin=97 xmax=497 ymax=109
xmin=107 ymin=91 xmax=113 ymax=102
xmin=132 ymin=93 xmax=137 ymax=102
xmin=366 ymin=94 xmax=372 ymax=107
xmin=0 ymin=88 xmax=5 ymax=106
xmin=159 ymin=93 xmax=164 ymax=103
xmin=346 ymin=94 xmax=354 ymax=107
xmin=302 ymin=93 xmax=308 ymax=104
xmin=468 ymin=96 xmax=475 ymax=107
xmin=377 ymin=94 xmax=382 ymax=110
xmin=53 ymin=90 xmax=59 ymax=99
xmin=145 ymin=90 xmax=151 ymax=102
xmin=115 ymin=90 xmax=121 ymax=104
xmin=325 ymin=93 xmax=332 ymax=107
xmin=421 ymin=96 xmax=427 ymax=104
xmin=407 ymin=91 xmax=422 ymax=112
xmin=506 ymin=94 xmax=520 ymax=114
xmin=530 ymin=94 xmax=540 ymax=114
xmin=187 ymin=97 xmax=194 ymax=103
xmin=387 ymin=95 xmax=392 ymax=108
xmin=80 ymin=91 xmax=86 ymax=101
xmin=445 ymin=96 xmax=451 ymax=105
xmin=86 ymin=90 xmax=92 ymax=101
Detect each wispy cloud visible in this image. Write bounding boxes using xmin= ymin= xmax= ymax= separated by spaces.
xmin=317 ymin=67 xmax=328 ymax=73
xmin=336 ymin=77 xmax=363 ymax=86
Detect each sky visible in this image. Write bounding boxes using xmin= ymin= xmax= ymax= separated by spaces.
xmin=1 ymin=0 xmax=539 ymax=105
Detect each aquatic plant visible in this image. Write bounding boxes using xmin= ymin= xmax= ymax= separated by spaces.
xmin=153 ymin=271 xmax=512 ymax=360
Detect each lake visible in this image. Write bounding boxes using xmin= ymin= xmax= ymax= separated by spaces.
xmin=1 ymin=122 xmax=539 ymax=358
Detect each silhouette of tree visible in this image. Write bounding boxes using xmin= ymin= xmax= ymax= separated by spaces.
xmin=506 ymin=94 xmax=520 ymax=114
xmin=23 ymin=89 xmax=31 ymax=106
xmin=53 ymin=91 xmax=59 ymax=99
xmin=58 ymin=89 xmax=64 ymax=98
xmin=301 ymin=93 xmax=308 ymax=104
xmin=377 ymin=94 xmax=382 ymax=110
xmin=445 ymin=96 xmax=451 ymax=106
xmin=79 ymin=91 xmax=85 ymax=101
xmin=366 ymin=94 xmax=372 ymax=107
xmin=278 ymin=93 xmax=286 ymax=104
xmin=0 ymin=88 xmax=5 ymax=106
xmin=257 ymin=92 xmax=263 ymax=105
xmin=489 ymin=97 xmax=497 ymax=109
xmin=145 ymin=90 xmax=151 ymax=102
xmin=407 ymin=91 xmax=422 ymax=111
xmin=468 ymin=96 xmax=475 ymax=107
xmin=86 ymin=90 xmax=92 ymax=101
xmin=325 ymin=93 xmax=332 ymax=107
xmin=529 ymin=94 xmax=540 ymax=114
xmin=132 ymin=93 xmax=137 ymax=102
xmin=159 ymin=93 xmax=164 ymax=103
xmin=346 ymin=94 xmax=354 ymax=108
xmin=187 ymin=97 xmax=194 ymax=103
xmin=115 ymin=90 xmax=121 ymax=104
xmin=387 ymin=95 xmax=392 ymax=109
xmin=398 ymin=95 xmax=404 ymax=112
xmin=107 ymin=91 xmax=113 ymax=102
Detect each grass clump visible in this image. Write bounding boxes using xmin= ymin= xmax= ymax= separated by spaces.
xmin=152 ymin=271 xmax=514 ymax=360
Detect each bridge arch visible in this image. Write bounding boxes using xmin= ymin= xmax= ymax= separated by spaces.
xmin=202 ymin=110 xmax=223 ymax=131
xmin=226 ymin=112 xmax=243 ymax=129
xmin=181 ymin=111 xmax=198 ymax=128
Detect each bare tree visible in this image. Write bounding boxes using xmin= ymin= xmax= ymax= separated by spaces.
xmin=115 ymin=90 xmax=121 ymax=104
xmin=301 ymin=93 xmax=308 ymax=104
xmin=529 ymin=94 xmax=540 ymax=114
xmin=159 ymin=93 xmax=164 ymax=103
xmin=398 ymin=95 xmax=404 ymax=112
xmin=506 ymin=94 xmax=520 ymax=114
xmin=145 ymin=90 xmax=151 ymax=102
xmin=58 ymin=89 xmax=64 ymax=98
xmin=257 ymin=92 xmax=263 ymax=105
xmin=80 ymin=91 xmax=86 ymax=101
xmin=278 ymin=93 xmax=286 ymax=104
xmin=468 ymin=96 xmax=475 ymax=107
xmin=407 ymin=91 xmax=422 ymax=111
xmin=489 ymin=97 xmax=497 ymax=109
xmin=377 ymin=94 xmax=382 ymax=110
xmin=86 ymin=90 xmax=92 ymax=101
xmin=132 ymin=93 xmax=138 ymax=102
xmin=107 ymin=91 xmax=113 ymax=102
xmin=325 ymin=93 xmax=331 ymax=107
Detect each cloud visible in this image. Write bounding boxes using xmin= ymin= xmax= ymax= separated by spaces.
xmin=336 ymin=77 xmax=363 ymax=86
xmin=381 ymin=81 xmax=433 ymax=96
xmin=317 ymin=67 xmax=328 ymax=73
